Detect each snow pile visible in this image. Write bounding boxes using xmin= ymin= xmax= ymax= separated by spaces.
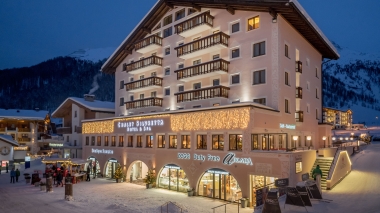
xmin=67 ymin=47 xmax=115 ymax=63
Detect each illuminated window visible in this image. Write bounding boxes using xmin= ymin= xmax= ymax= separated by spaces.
xmin=104 ymin=136 xmax=109 ymax=146
xmin=137 ymin=136 xmax=142 ymax=147
xmin=119 ymin=136 xmax=124 ymax=147
xmin=229 ymin=134 xmax=242 ymax=150
xmin=197 ymin=135 xmax=207 ymax=149
xmin=127 ymin=136 xmax=133 ymax=147
xmin=111 ymin=136 xmax=116 ymax=146
xmin=146 ymin=135 xmax=153 ymax=148
xmin=169 ymin=135 xmax=177 ymax=148
xmin=181 ymin=135 xmax=190 ymax=149
xmin=251 ymin=134 xmax=258 ymax=150
xmin=158 ymin=135 xmax=165 ymax=148
xmin=97 ymin=136 xmax=101 ymax=146
xmin=212 ymin=135 xmax=224 ymax=150
xmin=247 ymin=16 xmax=260 ymax=31
xmin=296 ymin=162 xmax=302 ymax=173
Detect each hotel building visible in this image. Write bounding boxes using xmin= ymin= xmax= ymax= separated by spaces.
xmin=322 ymin=107 xmax=353 ymax=130
xmin=81 ymin=0 xmax=345 ymax=206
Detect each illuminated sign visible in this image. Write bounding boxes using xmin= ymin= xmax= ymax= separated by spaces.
xmin=280 ymin=123 xmax=296 ymax=129
xmin=117 ymin=119 xmax=164 ymax=132
xmin=207 ymin=170 xmax=229 ymax=175
xmin=178 ymin=152 xmax=252 ymax=166
xmin=165 ymin=165 xmax=181 ymax=170
xmin=25 ymin=156 xmax=31 ymax=162
xmin=14 ymin=147 xmax=29 ymax=151
xmin=91 ymin=148 xmax=114 ymax=154
xmin=108 ymin=159 xmax=118 ymax=163
xmin=49 ymin=143 xmax=63 ymax=147
xmin=222 ymin=153 xmax=253 ymax=166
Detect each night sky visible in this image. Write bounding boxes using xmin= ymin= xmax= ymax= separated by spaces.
xmin=0 ymin=0 xmax=379 ymax=69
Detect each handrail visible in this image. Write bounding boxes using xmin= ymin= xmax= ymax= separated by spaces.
xmin=211 ymin=200 xmax=240 ymax=213
xmin=326 ymin=148 xmax=340 ymax=180
xmin=161 ymin=201 xmax=183 ymax=213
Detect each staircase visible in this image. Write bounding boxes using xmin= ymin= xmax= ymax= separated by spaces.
xmin=309 ymin=157 xmax=333 ymax=190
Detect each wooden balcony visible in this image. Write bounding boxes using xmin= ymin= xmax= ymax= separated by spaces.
xmin=125 ymin=76 xmax=163 ymax=92
xmin=18 ymin=128 xmax=30 ymax=132
xmin=296 ymin=61 xmax=302 ymax=73
xmin=125 ymin=97 xmax=163 ymax=109
xmin=174 ymin=11 xmax=214 ymax=37
xmin=134 ymin=35 xmax=163 ymax=54
xmin=175 ymin=59 xmax=229 ymax=82
xmin=122 ymin=56 xmax=163 ymax=74
xmin=18 ymin=137 xmax=31 ymax=142
xmin=56 ymin=127 xmax=72 ymax=134
xmin=296 ymin=87 xmax=303 ymax=99
xmin=175 ymin=85 xmax=230 ymax=103
xmin=174 ymin=32 xmax=229 ymax=59
xmin=296 ymin=111 xmax=304 ymax=122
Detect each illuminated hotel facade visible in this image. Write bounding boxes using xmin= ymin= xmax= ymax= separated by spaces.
xmin=82 ymin=0 xmax=339 ymax=207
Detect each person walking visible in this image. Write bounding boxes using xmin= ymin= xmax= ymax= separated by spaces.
xmin=10 ymin=168 xmax=16 ymax=183
xmin=15 ymin=169 xmax=20 ymax=182
xmin=312 ymin=165 xmax=323 ymax=180
xmin=86 ymin=166 xmax=91 ymax=182
xmin=93 ymin=164 xmax=96 ymax=179
xmin=6 ymin=162 xmax=9 ymax=173
xmin=56 ymin=171 xmax=63 ymax=187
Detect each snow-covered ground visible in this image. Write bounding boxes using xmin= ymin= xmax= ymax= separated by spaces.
xmin=2 ymin=141 xmax=380 ymax=212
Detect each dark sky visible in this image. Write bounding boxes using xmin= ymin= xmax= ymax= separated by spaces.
xmin=0 ymin=0 xmax=379 ymax=69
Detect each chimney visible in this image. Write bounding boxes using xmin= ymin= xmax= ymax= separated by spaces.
xmin=84 ymin=94 xmax=95 ymax=102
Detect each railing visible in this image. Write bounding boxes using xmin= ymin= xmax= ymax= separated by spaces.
xmin=327 ymin=148 xmax=340 ymax=180
xmin=161 ymin=201 xmax=182 ymax=213
xmin=175 ymin=59 xmax=229 ymax=80
xmin=134 ymin=34 xmax=162 ymax=51
xmin=18 ymin=128 xmax=30 ymax=132
xmin=7 ymin=127 xmax=17 ymax=131
xmin=56 ymin=127 xmax=72 ymax=134
xmin=18 ymin=137 xmax=31 ymax=142
xmin=295 ymin=111 xmax=304 ymax=122
xmin=296 ymin=87 xmax=303 ymax=99
xmin=0 ymin=127 xmax=5 ymax=132
xmin=174 ymin=11 xmax=214 ymax=34
xmin=75 ymin=126 xmax=82 ymax=133
xmin=125 ymin=76 xmax=163 ymax=91
xmin=174 ymin=32 xmax=229 ymax=57
xmin=211 ymin=200 xmax=241 ymax=213
xmin=122 ymin=56 xmax=163 ymax=73
xmin=125 ymin=97 xmax=163 ymax=109
xmin=296 ymin=61 xmax=302 ymax=73
xmin=175 ymin=85 xmax=229 ymax=103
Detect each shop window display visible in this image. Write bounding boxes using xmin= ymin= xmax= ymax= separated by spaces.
xmin=105 ymin=159 xmax=119 ymax=179
xmin=86 ymin=158 xmax=100 ymax=176
xmin=250 ymin=175 xmax=278 ymax=207
xmin=158 ymin=165 xmax=189 ymax=192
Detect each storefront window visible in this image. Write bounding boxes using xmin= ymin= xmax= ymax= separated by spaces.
xmin=111 ymin=136 xmax=116 ymax=146
xmin=137 ymin=136 xmax=142 ymax=147
xmin=158 ymin=165 xmax=189 ymax=192
xmin=250 ymin=175 xmax=278 ymax=207
xmin=146 ymin=135 xmax=153 ymax=148
xmin=181 ymin=135 xmax=190 ymax=149
xmin=261 ymin=136 xmax=266 ymax=150
xmin=212 ymin=135 xmax=224 ymax=150
xmin=278 ymin=135 xmax=283 ymax=149
xmin=169 ymin=135 xmax=177 ymax=148
xmin=104 ymin=136 xmax=109 ymax=146
xmin=269 ymin=135 xmax=274 ymax=149
xmin=251 ymin=134 xmax=258 ymax=150
xmin=86 ymin=157 xmax=100 ymax=176
xmin=296 ymin=162 xmax=302 ymax=173
xmin=197 ymin=135 xmax=207 ymax=149
xmin=97 ymin=136 xmax=101 ymax=146
xmin=106 ymin=159 xmax=119 ymax=179
xmin=158 ymin=135 xmax=165 ymax=148
xmin=119 ymin=136 xmax=124 ymax=147
xmin=127 ymin=136 xmax=133 ymax=147
xmin=229 ymin=134 xmax=242 ymax=150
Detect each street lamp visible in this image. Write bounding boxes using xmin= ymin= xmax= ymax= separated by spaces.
xmin=345 ymin=137 xmax=349 ymax=141
xmin=293 ymin=135 xmax=298 ymax=150
xmin=306 ymin=136 xmax=312 ymax=148
xmin=322 ymin=136 xmax=327 ymax=148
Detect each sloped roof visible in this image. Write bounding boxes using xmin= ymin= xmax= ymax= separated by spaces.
xmin=0 ymin=108 xmax=48 ymax=120
xmin=52 ymin=97 xmax=115 ymax=118
xmin=0 ymin=134 xmax=19 ymax=146
xmin=101 ymin=0 xmax=339 ymax=74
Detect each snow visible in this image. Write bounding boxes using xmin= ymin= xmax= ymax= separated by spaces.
xmin=0 ymin=134 xmax=19 ymax=146
xmin=52 ymin=97 xmax=115 ymax=117
xmin=67 ymin=48 xmax=115 ymax=63
xmin=0 ymin=108 xmax=48 ymax=120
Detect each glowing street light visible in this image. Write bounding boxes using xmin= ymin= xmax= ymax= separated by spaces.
xmin=306 ymin=136 xmax=312 ymax=147
xmin=322 ymin=136 xmax=327 ymax=148
xmin=292 ymin=135 xmax=298 ymax=150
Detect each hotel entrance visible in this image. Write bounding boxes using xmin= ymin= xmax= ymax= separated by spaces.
xmin=105 ymin=158 xmax=119 ymax=179
xmin=86 ymin=156 xmax=100 ymax=177
xmin=158 ymin=164 xmax=189 ymax=192
xmin=198 ymin=169 xmax=242 ymax=202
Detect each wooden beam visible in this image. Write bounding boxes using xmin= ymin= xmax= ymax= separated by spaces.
xmin=192 ymin=3 xmax=201 ymax=12
xmin=166 ymin=2 xmax=174 ymax=9
xmin=124 ymin=49 xmax=132 ymax=55
xmin=269 ymin=7 xmax=277 ymax=19
xmin=142 ymin=27 xmax=151 ymax=34
xmin=226 ymin=6 xmax=235 ymax=15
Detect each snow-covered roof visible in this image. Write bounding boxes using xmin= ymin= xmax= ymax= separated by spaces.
xmin=0 ymin=134 xmax=19 ymax=146
xmin=52 ymin=97 xmax=115 ymax=118
xmin=0 ymin=108 xmax=48 ymax=120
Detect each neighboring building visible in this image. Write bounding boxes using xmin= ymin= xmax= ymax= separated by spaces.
xmin=51 ymin=95 xmax=115 ymax=158
xmin=0 ymin=108 xmax=49 ymax=161
xmin=322 ymin=107 xmax=353 ymax=129
xmin=82 ymin=0 xmax=339 ymax=206
xmin=0 ymin=134 xmax=19 ymax=167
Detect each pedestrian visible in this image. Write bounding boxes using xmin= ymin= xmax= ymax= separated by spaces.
xmin=86 ymin=166 xmax=91 ymax=182
xmin=10 ymin=168 xmax=15 ymax=183
xmin=312 ymin=165 xmax=323 ymax=181
xmin=15 ymin=169 xmax=20 ymax=182
xmin=6 ymin=162 xmax=9 ymax=173
xmin=93 ymin=164 xmax=96 ymax=179
xmin=56 ymin=171 xmax=63 ymax=187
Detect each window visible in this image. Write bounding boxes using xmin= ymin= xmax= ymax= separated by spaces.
xmin=253 ymin=41 xmax=266 ymax=57
xmin=213 ymin=103 xmax=220 ymax=107
xmin=130 ymin=95 xmax=134 ymax=101
xmin=307 ymin=82 xmax=310 ymax=90
xmin=169 ymin=135 xmax=177 ymax=148
xmin=253 ymin=70 xmax=265 ymax=85
xmin=181 ymin=135 xmax=190 ymax=149
xmin=119 ymin=80 xmax=124 ymax=90
xmin=193 ymin=105 xmax=201 ymax=108
xmin=296 ymin=162 xmax=302 ymax=173
xmin=279 ymin=135 xmax=283 ymax=149
xmin=127 ymin=136 xmax=133 ymax=147
xmin=120 ymin=97 xmax=124 ymax=106
xmin=193 ymin=82 xmax=201 ymax=89
xmin=165 ymin=47 xmax=170 ymax=55
xmin=231 ymin=22 xmax=240 ymax=33
xmin=188 ymin=8 xmax=196 ymax=15
xmin=146 ymin=135 xmax=153 ymax=148
xmin=213 ymin=54 xmax=220 ymax=60
xmin=316 ymin=68 xmax=319 ymax=78
xmin=253 ymin=98 xmax=266 ymax=105
xmin=178 ymin=63 xmax=184 ymax=69
xmin=163 ymin=15 xmax=172 ymax=26
xmin=130 ymin=77 xmax=134 ymax=82
xmin=111 ymin=136 xmax=116 ymax=146
xmin=247 ymin=16 xmax=260 ymax=31
xmin=285 ymin=99 xmax=289 ymax=113
xmin=74 ymin=111 xmax=77 ymax=118
xmin=316 ymin=88 xmax=319 ymax=99
xmin=91 ymin=136 xmax=95 ymax=146
xmin=175 ymin=9 xmax=185 ymax=21
xmin=165 ymin=87 xmax=170 ymax=96
xmin=285 ymin=44 xmax=289 ymax=58
xmin=85 ymin=136 xmax=89 ymax=145
xmin=140 ymin=75 xmax=145 ymax=79
xmin=231 ymin=48 xmax=240 ymax=58
xmin=178 ymin=85 xmax=184 ymax=92
xmin=165 ymin=67 xmax=170 ymax=75
xmin=137 ymin=136 xmax=142 ymax=147
xmin=158 ymin=135 xmax=165 ymax=148
xmin=119 ymin=136 xmax=124 ymax=147
xmin=212 ymin=135 xmax=224 ymax=150
xmin=316 ymin=109 xmax=319 ymax=120
xmin=97 ymin=136 xmax=101 ymax=146
xmin=307 ymin=104 xmax=310 ymax=113
xmin=151 ymin=91 xmax=157 ymax=97
xmin=197 ymin=135 xmax=207 ymax=149
xmin=104 ymin=136 xmax=109 ymax=146
xmin=229 ymin=134 xmax=242 ymax=150
xmin=140 ymin=94 xmax=144 ymax=99
xmin=213 ymin=79 xmax=220 ymax=86
xmin=67 ymin=136 xmax=69 ymax=142
xmin=231 ymin=74 xmax=240 ymax=84
xmin=251 ymin=134 xmax=258 ymax=150
xmin=163 ymin=27 xmax=172 ymax=38
xmin=193 ymin=59 xmax=201 ymax=65
xmin=285 ymin=72 xmax=290 ymax=85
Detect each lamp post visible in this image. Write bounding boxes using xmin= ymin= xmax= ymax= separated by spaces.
xmin=306 ymin=136 xmax=312 ymax=148
xmin=322 ymin=136 xmax=327 ymax=148
xmin=292 ymin=135 xmax=298 ymax=150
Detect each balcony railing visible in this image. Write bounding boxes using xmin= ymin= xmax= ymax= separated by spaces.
xmin=18 ymin=128 xmax=30 ymax=132
xmin=75 ymin=126 xmax=82 ymax=134
xmin=175 ymin=85 xmax=230 ymax=103
xmin=125 ymin=76 xmax=163 ymax=92
xmin=296 ymin=87 xmax=303 ymax=99
xmin=125 ymin=97 xmax=163 ymax=109
xmin=56 ymin=127 xmax=72 ymax=134
xmin=296 ymin=61 xmax=302 ymax=73
xmin=6 ymin=127 xmax=16 ymax=131
xmin=175 ymin=59 xmax=229 ymax=81
xmin=134 ymin=35 xmax=163 ymax=53
xmin=174 ymin=32 xmax=229 ymax=59
xmin=122 ymin=56 xmax=163 ymax=74
xmin=174 ymin=11 xmax=214 ymax=36
xmin=296 ymin=111 xmax=304 ymax=122
xmin=18 ymin=137 xmax=31 ymax=142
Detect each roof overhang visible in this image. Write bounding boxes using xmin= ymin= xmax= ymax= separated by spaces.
xmin=101 ymin=0 xmax=339 ymax=74
xmin=52 ymin=98 xmax=114 ymax=118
